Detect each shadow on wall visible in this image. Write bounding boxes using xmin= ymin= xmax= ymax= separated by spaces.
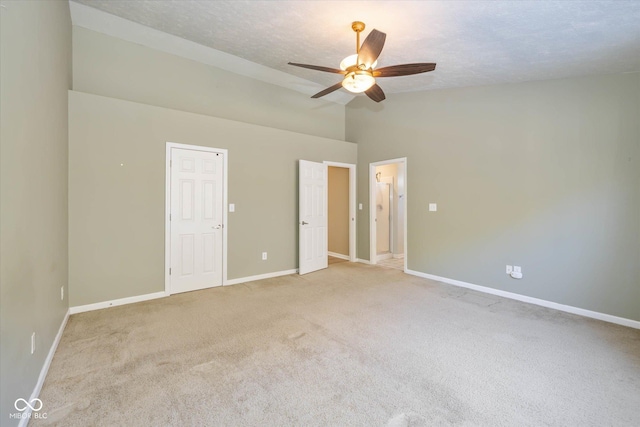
xmin=413 ymin=174 xmax=637 ymax=315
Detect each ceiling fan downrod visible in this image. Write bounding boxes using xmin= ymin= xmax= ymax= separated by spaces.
xmin=352 ymin=21 xmax=365 ymax=54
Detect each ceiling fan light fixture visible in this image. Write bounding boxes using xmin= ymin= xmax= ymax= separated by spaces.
xmin=342 ymin=71 xmax=375 ymax=93
xmin=288 ymin=21 xmax=436 ymax=102
xmin=339 ymin=54 xmax=377 ymax=71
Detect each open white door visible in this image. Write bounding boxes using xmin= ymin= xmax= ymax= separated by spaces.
xmin=299 ymin=160 xmax=328 ymax=275
xmin=170 ymin=148 xmax=224 ymax=293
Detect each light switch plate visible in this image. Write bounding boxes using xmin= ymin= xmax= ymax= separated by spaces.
xmin=429 ymin=203 xmax=437 ymax=212
xmin=229 ymin=204 xmax=235 ymax=212
xmin=359 ymin=203 xmax=363 ymax=210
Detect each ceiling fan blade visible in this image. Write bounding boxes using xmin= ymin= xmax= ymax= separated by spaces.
xmin=311 ymin=81 xmax=344 ymax=99
xmin=357 ymin=29 xmax=386 ymax=69
xmin=365 ymin=84 xmax=386 ymax=103
xmin=288 ymin=62 xmax=346 ymax=74
xmin=373 ymin=63 xmax=437 ymax=77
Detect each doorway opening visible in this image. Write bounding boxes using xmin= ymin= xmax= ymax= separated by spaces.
xmin=298 ymin=160 xmax=356 ymax=275
xmin=326 ymin=162 xmax=356 ymax=267
xmin=369 ymin=158 xmax=406 ymax=271
xmin=325 ymin=161 xmax=356 ymax=266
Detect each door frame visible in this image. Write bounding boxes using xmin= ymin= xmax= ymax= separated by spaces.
xmin=165 ymin=142 xmax=229 ymax=294
xmin=324 ymin=161 xmax=357 ymax=262
xmin=369 ymin=158 xmax=407 ymax=270
xmin=375 ymin=176 xmax=394 ymax=261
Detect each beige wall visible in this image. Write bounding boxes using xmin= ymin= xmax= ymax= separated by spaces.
xmin=69 ymin=91 xmax=356 ymax=307
xmin=347 ymin=72 xmax=640 ymax=321
xmin=328 ymin=167 xmax=350 ymax=256
xmin=0 ymin=0 xmax=71 ymax=422
xmin=72 ymin=26 xmax=346 ymax=141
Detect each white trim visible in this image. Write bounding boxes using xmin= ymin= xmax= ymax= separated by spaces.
xmin=324 ymin=161 xmax=357 ymax=262
xmin=376 ymin=252 xmax=393 ymax=262
xmin=369 ymin=164 xmax=376 ymax=265
xmin=18 ymin=309 xmax=70 ymax=427
xmin=225 ymin=269 xmax=298 ymax=286
xmin=68 ymin=2 xmax=354 ymax=106
xmin=328 ymin=251 xmax=350 ymax=260
xmin=69 ymin=291 xmax=167 ymax=315
xmin=403 ymin=160 xmax=408 ymax=273
xmin=165 ymin=142 xmax=228 ymax=295
xmin=405 ymin=269 xmax=640 ymax=329
xmin=369 ymin=158 xmax=408 ymax=270
xmin=165 ymin=144 xmax=172 ymax=295
xmin=356 ymin=258 xmax=371 ymax=265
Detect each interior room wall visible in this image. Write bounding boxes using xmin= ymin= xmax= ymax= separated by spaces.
xmin=69 ymin=91 xmax=357 ymax=307
xmin=347 ymin=72 xmax=640 ymax=321
xmin=328 ymin=167 xmax=350 ymax=257
xmin=72 ymin=26 xmax=346 ymax=141
xmin=0 ymin=0 xmax=72 ymax=422
xmin=374 ymin=163 xmax=401 ymax=255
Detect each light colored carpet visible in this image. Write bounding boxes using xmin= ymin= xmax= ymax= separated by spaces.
xmin=34 ymin=262 xmax=640 ymax=426
xmin=328 ymin=256 xmax=349 ymax=265
xmin=377 ymin=257 xmax=405 ymax=271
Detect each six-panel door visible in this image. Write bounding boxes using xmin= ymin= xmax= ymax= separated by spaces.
xmin=299 ymin=160 xmax=328 ymax=275
xmin=170 ymin=148 xmax=224 ymax=293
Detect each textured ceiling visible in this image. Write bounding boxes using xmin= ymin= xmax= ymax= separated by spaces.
xmin=71 ymin=0 xmax=640 ymax=98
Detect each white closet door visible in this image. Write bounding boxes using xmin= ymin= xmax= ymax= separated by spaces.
xmin=299 ymin=160 xmax=328 ymax=275
xmin=170 ymin=148 xmax=223 ymax=293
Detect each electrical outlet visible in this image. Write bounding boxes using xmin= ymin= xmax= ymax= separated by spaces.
xmin=506 ymin=265 xmax=513 ymax=274
xmin=61 ymin=286 xmax=64 ymax=300
xmin=31 ymin=332 xmax=35 ymax=355
xmin=514 ymin=266 xmax=522 ymax=274
xmin=262 ymin=252 xmax=267 ymax=261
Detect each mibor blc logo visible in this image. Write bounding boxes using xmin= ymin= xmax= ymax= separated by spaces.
xmin=15 ymin=398 xmax=42 ymax=411
xmin=9 ymin=398 xmax=47 ymax=420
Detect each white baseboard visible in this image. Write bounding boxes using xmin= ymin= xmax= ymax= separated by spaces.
xmin=356 ymin=258 xmax=371 ymax=265
xmin=225 ymin=269 xmax=298 ymax=286
xmin=18 ymin=308 xmax=70 ymax=427
xmin=69 ymin=271 xmax=300 ymax=313
xmin=376 ymin=252 xmax=393 ymax=262
xmin=328 ymin=251 xmax=349 ymax=260
xmin=69 ymin=291 xmax=168 ymax=314
xmin=405 ymin=269 xmax=640 ymax=329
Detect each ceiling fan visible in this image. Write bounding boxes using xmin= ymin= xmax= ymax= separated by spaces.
xmin=288 ymin=21 xmax=436 ymax=102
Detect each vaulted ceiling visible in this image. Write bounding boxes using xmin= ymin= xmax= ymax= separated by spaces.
xmin=71 ymin=0 xmax=640 ymax=104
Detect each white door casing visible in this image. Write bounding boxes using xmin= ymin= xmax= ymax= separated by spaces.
xmin=169 ymin=147 xmax=224 ymax=294
xmin=299 ymin=160 xmax=328 ymax=275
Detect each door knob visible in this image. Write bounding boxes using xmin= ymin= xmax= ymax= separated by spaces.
xmin=212 ymin=225 xmax=222 ymax=229
xmin=301 ymin=221 xmax=309 ymax=225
